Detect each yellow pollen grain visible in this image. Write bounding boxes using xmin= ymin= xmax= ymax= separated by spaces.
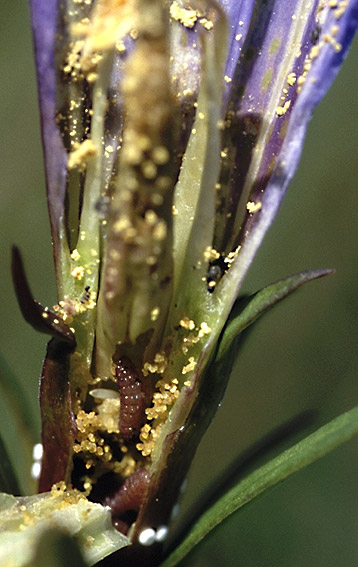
xmin=182 ymin=357 xmax=196 ymax=375
xmin=276 ymin=100 xmax=291 ymax=116
xmin=323 ymin=33 xmax=342 ymax=52
xmin=203 ymin=246 xmax=220 ymax=262
xmin=71 ymin=266 xmax=85 ymax=280
xmin=246 ymin=201 xmax=262 ymax=213
xmin=150 ymin=307 xmax=160 ymax=321
xmin=199 ymin=17 xmax=214 ymax=31
xmin=170 ymin=1 xmax=198 ymax=28
xmin=153 ymin=220 xmax=167 ymax=241
xmin=86 ymin=72 xmax=98 ymax=83
xmin=141 ymin=160 xmax=157 ymax=179
xmin=287 ymin=72 xmax=297 ymax=86
xmin=142 ymin=351 xmax=168 ymax=376
xmin=70 ymin=248 xmax=81 ymax=261
xmin=310 ymin=45 xmax=320 ymax=60
xmin=116 ymin=39 xmax=126 ymax=53
xmin=180 ymin=317 xmax=195 ymax=331
xmin=67 ymin=139 xmax=97 ymax=171
xmin=334 ymin=1 xmax=348 ymax=19
xmin=152 ymin=146 xmax=170 ymax=165
xmin=198 ymin=322 xmax=212 ymax=338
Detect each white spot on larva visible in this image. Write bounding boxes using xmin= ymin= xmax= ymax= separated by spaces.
xmin=31 ymin=461 xmax=42 ymax=480
xmin=138 ymin=528 xmax=156 ymax=546
xmin=32 ymin=443 xmax=43 ymax=461
xmin=180 ymin=478 xmax=187 ymax=494
xmin=156 ymin=526 xmax=169 ymax=542
xmin=89 ymin=388 xmax=120 ymax=400
xmin=170 ymin=502 xmax=180 ymax=520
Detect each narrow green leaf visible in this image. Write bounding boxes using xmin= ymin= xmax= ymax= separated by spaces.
xmin=217 ymin=269 xmax=334 ymax=360
xmin=0 ymin=352 xmax=38 ymax=440
xmin=162 ymin=406 xmax=358 ymax=567
xmin=0 ymin=435 xmax=21 ymax=495
xmin=30 ymin=529 xmax=87 ymax=567
xmin=0 ymin=352 xmax=38 ymax=493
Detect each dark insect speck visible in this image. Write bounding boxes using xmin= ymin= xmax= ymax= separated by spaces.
xmin=206 ymin=255 xmax=228 ymax=293
xmin=80 ymin=285 xmax=91 ymax=303
xmin=94 ymin=195 xmax=110 ymax=218
xmin=310 ymin=24 xmax=321 ymax=45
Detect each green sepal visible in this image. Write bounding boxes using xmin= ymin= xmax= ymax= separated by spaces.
xmin=216 ymin=269 xmax=334 ymax=362
xmin=0 ymin=490 xmax=130 ymax=566
xmin=162 ymin=405 xmax=358 ymax=567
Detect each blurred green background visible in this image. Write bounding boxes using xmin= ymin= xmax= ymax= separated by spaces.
xmin=0 ymin=3 xmax=357 ymax=566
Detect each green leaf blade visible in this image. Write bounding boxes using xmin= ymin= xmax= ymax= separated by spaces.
xmin=0 ymin=435 xmax=21 ymax=496
xmin=218 ymin=269 xmax=334 ymax=361
xmin=162 ymin=406 xmax=358 ymax=567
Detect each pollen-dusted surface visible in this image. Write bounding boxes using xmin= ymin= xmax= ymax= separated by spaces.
xmin=136 ymin=377 xmax=180 ymax=457
xmin=30 ymin=0 xmax=358 ymax=547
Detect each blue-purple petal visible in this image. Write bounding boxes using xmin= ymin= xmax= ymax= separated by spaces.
xmin=220 ymin=0 xmax=255 ymax=105
xmin=218 ymin=0 xmax=358 ymax=301
xmin=29 ymin=0 xmax=67 ymax=254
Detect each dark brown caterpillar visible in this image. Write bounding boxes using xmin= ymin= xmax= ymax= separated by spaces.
xmin=115 ymin=356 xmax=146 ymax=441
xmin=105 ymin=468 xmax=150 ymax=534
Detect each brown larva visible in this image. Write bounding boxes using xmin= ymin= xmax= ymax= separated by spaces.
xmin=115 ymin=356 xmax=146 ymax=441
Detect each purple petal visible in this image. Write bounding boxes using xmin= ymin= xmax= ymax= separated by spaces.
xmin=217 ymin=0 xmax=358 ymax=301
xmin=220 ymin=0 xmax=255 ymax=105
xmin=29 ymin=0 xmax=67 ymax=255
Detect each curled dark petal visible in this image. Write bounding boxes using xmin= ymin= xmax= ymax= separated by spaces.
xmin=105 ymin=468 xmax=150 ymax=534
xmin=38 ymin=338 xmax=76 ymax=492
xmin=11 ymin=245 xmax=75 ymax=346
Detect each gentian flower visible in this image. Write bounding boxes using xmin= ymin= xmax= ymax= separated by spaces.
xmin=3 ymin=0 xmax=358 ymax=566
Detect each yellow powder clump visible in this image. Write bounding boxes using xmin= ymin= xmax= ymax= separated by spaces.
xmin=179 ymin=316 xmax=196 ymax=331
xmin=246 ymin=201 xmax=262 ymax=213
xmin=67 ymin=139 xmax=97 ymax=171
xmin=73 ymin=410 xmax=113 ymax=465
xmin=142 ymin=351 xmax=168 ymax=376
xmin=137 ymin=378 xmax=180 ymax=456
xmin=170 ymin=1 xmax=198 ymax=28
xmin=182 ymin=356 xmax=197 ymax=375
xmin=71 ymin=266 xmax=85 ymax=280
xmin=78 ymin=0 xmax=136 ymax=54
xmin=276 ymin=100 xmax=291 ymax=117
xmin=203 ymin=246 xmax=220 ymax=262
xmin=287 ymin=72 xmax=297 ymax=86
